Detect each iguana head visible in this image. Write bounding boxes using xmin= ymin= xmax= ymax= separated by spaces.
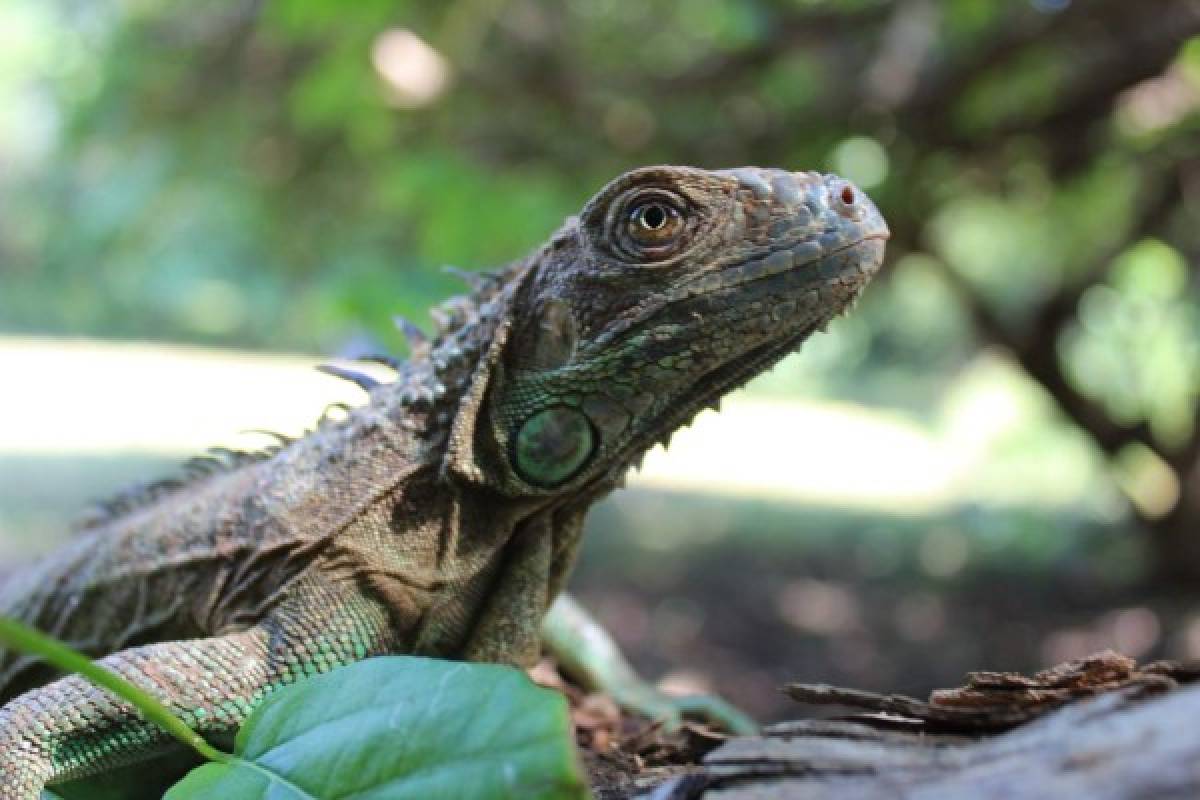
xmin=443 ymin=165 xmax=888 ymax=498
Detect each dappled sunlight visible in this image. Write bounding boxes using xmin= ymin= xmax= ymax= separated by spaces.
xmin=937 ymin=355 xmax=1119 ymax=512
xmin=0 ymin=337 xmax=371 ymax=455
xmin=1041 ymin=607 xmax=1163 ymax=663
xmin=0 ymin=338 xmax=1113 ymax=519
xmin=1116 ymin=52 xmax=1200 ymax=134
xmin=370 ymin=29 xmax=451 ymax=108
xmin=637 ymin=399 xmax=963 ymax=512
xmin=892 ymin=592 xmax=948 ymax=643
xmin=776 ymin=578 xmax=863 ymax=636
xmin=916 ymin=528 xmax=970 ymax=578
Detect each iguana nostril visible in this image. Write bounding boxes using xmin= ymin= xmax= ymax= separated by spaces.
xmin=832 ymin=181 xmax=863 ymax=219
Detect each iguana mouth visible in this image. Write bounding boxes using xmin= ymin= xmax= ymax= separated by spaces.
xmin=679 ymin=230 xmax=889 ymax=301
xmin=603 ymin=233 xmax=887 ymax=355
xmin=613 ymin=235 xmax=886 ymax=471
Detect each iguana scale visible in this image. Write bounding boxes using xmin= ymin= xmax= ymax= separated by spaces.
xmin=0 ymin=165 xmax=888 ymax=796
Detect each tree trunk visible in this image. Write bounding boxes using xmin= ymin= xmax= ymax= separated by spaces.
xmin=1150 ymin=454 xmax=1200 ymax=583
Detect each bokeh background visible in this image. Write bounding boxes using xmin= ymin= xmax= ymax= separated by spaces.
xmin=1 ymin=0 xmax=1197 ymax=722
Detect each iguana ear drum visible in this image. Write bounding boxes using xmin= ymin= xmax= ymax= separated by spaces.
xmin=513 ymin=406 xmax=595 ymax=488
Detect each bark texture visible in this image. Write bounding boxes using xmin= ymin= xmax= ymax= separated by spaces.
xmin=617 ymin=653 xmax=1200 ymax=799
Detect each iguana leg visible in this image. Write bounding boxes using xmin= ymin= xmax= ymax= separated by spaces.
xmin=0 ymin=628 xmax=272 ymax=797
xmin=0 ymin=578 xmax=394 ymax=799
xmin=540 ymin=593 xmax=758 ymax=735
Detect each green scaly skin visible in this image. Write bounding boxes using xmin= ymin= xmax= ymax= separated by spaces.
xmin=0 ymin=165 xmax=888 ymax=797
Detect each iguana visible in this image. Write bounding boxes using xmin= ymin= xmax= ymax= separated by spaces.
xmin=0 ymin=165 xmax=887 ymax=797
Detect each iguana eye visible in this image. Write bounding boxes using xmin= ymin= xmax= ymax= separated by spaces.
xmin=513 ymin=407 xmax=595 ymax=488
xmin=627 ymin=200 xmax=683 ymax=249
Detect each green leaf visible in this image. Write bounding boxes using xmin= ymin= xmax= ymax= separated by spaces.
xmin=166 ymin=657 xmax=590 ymax=800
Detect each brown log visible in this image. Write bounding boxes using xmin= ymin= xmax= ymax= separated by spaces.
xmin=633 ymin=685 xmax=1200 ymax=799
xmin=609 ymin=653 xmax=1200 ymax=799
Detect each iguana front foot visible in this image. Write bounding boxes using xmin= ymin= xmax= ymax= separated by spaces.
xmin=541 ymin=594 xmax=758 ymax=735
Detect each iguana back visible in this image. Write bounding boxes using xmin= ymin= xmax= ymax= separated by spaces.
xmin=0 ymin=403 xmax=431 ymax=701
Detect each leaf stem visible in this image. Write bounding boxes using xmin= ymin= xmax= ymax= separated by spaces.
xmin=0 ymin=616 xmax=232 ymax=764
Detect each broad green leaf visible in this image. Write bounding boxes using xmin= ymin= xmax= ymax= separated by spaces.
xmin=166 ymin=657 xmax=590 ymax=800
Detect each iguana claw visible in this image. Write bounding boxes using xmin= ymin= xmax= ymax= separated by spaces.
xmin=606 ymin=681 xmax=759 ymax=735
xmin=541 ymin=594 xmax=758 ymax=735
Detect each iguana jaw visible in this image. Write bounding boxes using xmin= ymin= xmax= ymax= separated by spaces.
xmin=608 ymin=233 xmax=888 ymax=477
